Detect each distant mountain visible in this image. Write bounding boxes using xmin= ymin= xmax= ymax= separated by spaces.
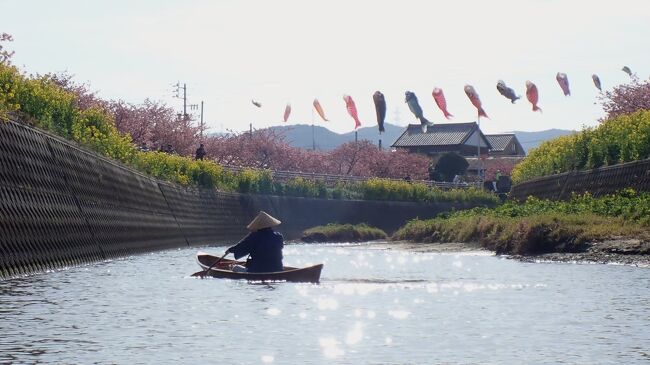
xmin=263 ymin=123 xmax=575 ymax=153
xmin=508 ymin=129 xmax=576 ymax=152
xmin=267 ymin=123 xmax=404 ymax=150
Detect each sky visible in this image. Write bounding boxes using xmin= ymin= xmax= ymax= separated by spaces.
xmin=1 ymin=0 xmax=649 ymax=136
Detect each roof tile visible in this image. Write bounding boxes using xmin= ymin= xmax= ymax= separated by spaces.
xmin=485 ymin=134 xmax=515 ymax=151
xmin=392 ymin=122 xmax=479 ymax=147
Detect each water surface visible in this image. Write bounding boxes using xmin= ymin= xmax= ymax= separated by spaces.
xmin=1 ymin=243 xmax=649 ymax=364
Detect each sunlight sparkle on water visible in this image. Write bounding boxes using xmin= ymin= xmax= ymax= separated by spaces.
xmin=319 ymin=337 xmax=344 ymax=358
xmin=345 ymin=322 xmax=364 ymax=345
xmin=261 ymin=355 xmax=274 ymax=363
xmin=388 ymin=310 xmax=411 ymax=319
xmin=316 ymin=297 xmax=338 ymax=310
xmin=266 ymin=308 xmax=281 ymax=316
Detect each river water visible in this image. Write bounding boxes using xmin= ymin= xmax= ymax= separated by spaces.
xmin=1 ymin=243 xmax=648 ymax=364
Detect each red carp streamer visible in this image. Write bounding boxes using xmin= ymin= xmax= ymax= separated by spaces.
xmin=343 ymin=95 xmax=362 ymax=129
xmin=432 ymin=88 xmax=453 ymax=119
xmin=283 ymin=103 xmax=291 ymax=122
xmin=525 ymin=81 xmax=542 ymax=112
xmin=313 ymin=99 xmax=328 ymax=121
xmin=464 ymin=85 xmax=488 ymax=119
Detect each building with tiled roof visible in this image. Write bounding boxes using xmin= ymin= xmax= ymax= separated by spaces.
xmin=391 ymin=122 xmax=491 ymax=156
xmin=484 ymin=134 xmax=526 ymax=157
xmin=392 ymin=122 xmax=527 ymax=181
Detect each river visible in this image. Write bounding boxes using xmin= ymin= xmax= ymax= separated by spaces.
xmin=1 ymin=243 xmax=649 ymax=364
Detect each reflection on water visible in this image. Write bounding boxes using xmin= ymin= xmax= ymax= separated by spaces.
xmin=1 ymin=243 xmax=649 ymax=364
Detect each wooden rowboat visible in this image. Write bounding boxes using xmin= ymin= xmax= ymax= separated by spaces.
xmin=192 ymin=251 xmax=323 ymax=283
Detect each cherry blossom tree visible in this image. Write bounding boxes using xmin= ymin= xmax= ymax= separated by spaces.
xmin=0 ymin=33 xmax=14 ymax=65
xmin=44 ymin=72 xmax=106 ymax=111
xmin=600 ymin=78 xmax=650 ymax=120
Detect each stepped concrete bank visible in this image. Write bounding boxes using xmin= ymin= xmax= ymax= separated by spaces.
xmin=0 ymin=120 xmax=479 ymax=280
xmin=509 ymin=158 xmax=650 ymax=201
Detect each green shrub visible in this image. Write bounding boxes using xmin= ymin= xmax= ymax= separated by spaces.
xmin=513 ymin=110 xmax=650 ymax=183
xmin=302 ymin=223 xmax=388 ymax=242
xmin=394 ymin=189 xmax=650 ymax=254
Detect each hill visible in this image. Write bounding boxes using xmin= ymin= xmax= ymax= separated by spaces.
xmin=267 ymin=123 xmax=404 ymax=150
xmin=266 ymin=123 xmax=575 ymax=153
xmin=508 ymin=129 xmax=576 ymax=152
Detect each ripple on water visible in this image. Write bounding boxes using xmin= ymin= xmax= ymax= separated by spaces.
xmin=0 ymin=243 xmax=648 ymax=364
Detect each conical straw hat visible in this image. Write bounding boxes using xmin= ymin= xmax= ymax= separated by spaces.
xmin=246 ymin=211 xmax=281 ymax=231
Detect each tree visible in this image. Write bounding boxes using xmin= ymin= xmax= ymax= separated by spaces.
xmin=433 ymin=152 xmax=469 ymax=182
xmin=329 ymin=140 xmax=376 ymax=175
xmin=45 ymin=72 xmax=106 ymax=111
xmin=600 ymin=78 xmax=650 ymax=120
xmin=0 ymin=33 xmax=14 ymax=65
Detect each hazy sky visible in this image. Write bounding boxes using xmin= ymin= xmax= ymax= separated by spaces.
xmin=2 ymin=0 xmax=649 ymax=135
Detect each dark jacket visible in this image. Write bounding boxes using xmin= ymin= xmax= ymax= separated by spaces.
xmin=195 ymin=146 xmax=206 ymax=160
xmin=230 ymin=228 xmax=284 ymax=272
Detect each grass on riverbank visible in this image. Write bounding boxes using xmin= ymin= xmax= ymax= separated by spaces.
xmin=302 ymin=223 xmax=388 ymax=243
xmin=393 ymin=189 xmax=650 ymax=255
xmin=393 ymin=213 xmax=650 ymax=255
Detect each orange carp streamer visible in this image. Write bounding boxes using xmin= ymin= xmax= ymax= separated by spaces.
xmin=313 ymin=98 xmax=328 ymax=121
xmin=343 ymin=95 xmax=362 ymax=129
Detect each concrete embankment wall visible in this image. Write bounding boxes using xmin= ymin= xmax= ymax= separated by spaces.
xmin=0 ymin=120 xmax=475 ymax=280
xmin=509 ymin=159 xmax=650 ymax=201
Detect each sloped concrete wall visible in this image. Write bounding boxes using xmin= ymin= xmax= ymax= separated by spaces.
xmin=509 ymin=159 xmax=650 ymax=201
xmin=0 ymin=120 xmax=474 ymax=279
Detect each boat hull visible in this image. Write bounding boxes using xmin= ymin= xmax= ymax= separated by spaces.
xmin=193 ymin=252 xmax=323 ymax=283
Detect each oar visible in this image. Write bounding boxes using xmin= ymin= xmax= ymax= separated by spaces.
xmin=193 ymin=251 xmax=229 ymax=278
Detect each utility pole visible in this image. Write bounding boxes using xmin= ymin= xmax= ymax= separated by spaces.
xmin=311 ymin=108 xmax=316 ymax=151
xmin=173 ymin=82 xmax=197 ymax=120
xmin=183 ymin=83 xmax=187 ymax=118
xmin=199 ymin=101 xmax=204 ymax=141
xmin=173 ymin=82 xmax=187 ymax=119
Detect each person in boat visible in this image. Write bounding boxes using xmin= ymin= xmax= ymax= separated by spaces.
xmin=225 ymin=211 xmax=284 ymax=273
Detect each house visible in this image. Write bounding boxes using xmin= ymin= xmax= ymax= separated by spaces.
xmin=391 ymin=122 xmax=526 ymax=179
xmin=484 ymin=133 xmax=526 ymax=157
xmin=391 ymin=122 xmax=491 ymax=157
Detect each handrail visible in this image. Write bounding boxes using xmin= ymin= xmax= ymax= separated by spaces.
xmin=221 ymin=165 xmax=479 ymax=190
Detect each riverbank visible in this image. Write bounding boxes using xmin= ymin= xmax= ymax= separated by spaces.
xmin=372 ymin=239 xmax=650 ymax=267
xmin=512 ymin=238 xmax=650 ymax=267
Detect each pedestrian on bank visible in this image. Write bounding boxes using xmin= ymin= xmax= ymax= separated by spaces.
xmin=195 ymin=143 xmax=206 ymax=160
xmin=493 ymin=169 xmax=502 ymax=191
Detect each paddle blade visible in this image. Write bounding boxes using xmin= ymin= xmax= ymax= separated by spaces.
xmin=191 ymin=270 xmax=210 ymax=278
